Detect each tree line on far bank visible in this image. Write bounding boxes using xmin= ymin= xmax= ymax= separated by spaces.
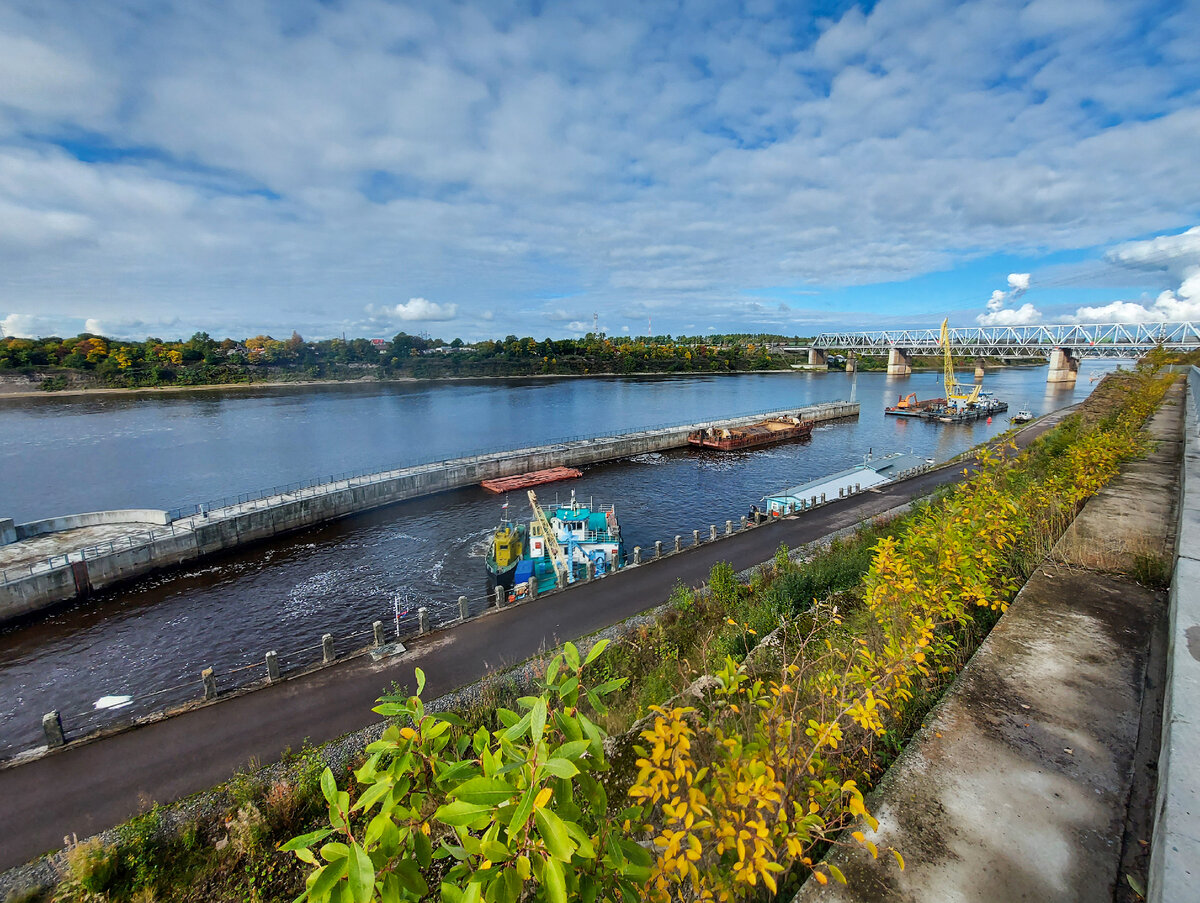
xmin=0 ymin=331 xmax=811 ymax=389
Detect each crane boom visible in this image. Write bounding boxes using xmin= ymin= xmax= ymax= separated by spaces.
xmin=527 ymin=490 xmax=569 ymax=585
xmin=940 ymin=319 xmax=981 ymax=406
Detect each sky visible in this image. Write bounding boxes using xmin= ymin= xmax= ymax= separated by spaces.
xmin=1 ymin=0 xmax=1199 ymax=342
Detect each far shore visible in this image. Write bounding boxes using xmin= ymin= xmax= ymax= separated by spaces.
xmin=0 ymin=361 xmax=1046 ymax=401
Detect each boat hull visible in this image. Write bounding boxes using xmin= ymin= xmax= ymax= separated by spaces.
xmin=687 ymin=418 xmax=813 ymax=451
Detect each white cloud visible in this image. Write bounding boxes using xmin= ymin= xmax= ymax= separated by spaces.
xmin=372 ymin=298 xmax=458 ymax=323
xmin=1 ymin=312 xmax=63 ymax=338
xmin=1008 ymin=273 xmax=1031 ymax=292
xmin=1067 ymin=226 xmax=1200 ymax=323
xmin=977 ymin=302 xmax=1043 ymax=326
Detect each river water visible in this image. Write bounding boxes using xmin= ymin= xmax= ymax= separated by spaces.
xmin=0 ymin=365 xmax=1117 ymax=755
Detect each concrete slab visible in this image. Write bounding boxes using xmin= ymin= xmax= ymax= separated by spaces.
xmin=793 ymin=567 xmax=1160 ymax=903
xmin=0 ymin=522 xmax=170 ymax=572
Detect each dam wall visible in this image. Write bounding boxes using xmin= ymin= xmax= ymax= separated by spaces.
xmin=0 ymin=402 xmax=858 ymax=620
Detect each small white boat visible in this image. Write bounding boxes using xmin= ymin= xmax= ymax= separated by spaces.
xmin=1010 ymin=408 xmax=1034 ymax=424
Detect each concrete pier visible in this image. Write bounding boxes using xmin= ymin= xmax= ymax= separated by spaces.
xmin=0 ymin=401 xmax=859 ymax=622
xmin=1048 ymin=347 xmax=1079 ymax=384
xmin=887 ymin=347 xmax=912 ymax=376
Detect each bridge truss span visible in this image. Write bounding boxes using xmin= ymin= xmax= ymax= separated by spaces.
xmin=811 ymin=321 xmax=1200 ymax=359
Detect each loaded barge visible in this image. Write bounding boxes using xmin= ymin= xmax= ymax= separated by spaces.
xmin=687 ymin=416 xmax=814 ymax=451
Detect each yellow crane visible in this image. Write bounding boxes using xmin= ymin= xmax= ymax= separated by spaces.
xmin=527 ymin=490 xmax=569 ymax=585
xmin=941 ymin=318 xmax=981 ymax=408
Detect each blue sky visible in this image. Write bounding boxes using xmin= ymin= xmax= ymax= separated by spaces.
xmin=1 ymin=0 xmax=1199 ymax=341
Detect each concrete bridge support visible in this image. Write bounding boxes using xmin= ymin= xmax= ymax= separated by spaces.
xmin=887 ymin=347 xmax=912 ymax=376
xmin=808 ymin=348 xmax=827 ymax=367
xmin=845 ymin=352 xmax=857 ymax=373
xmin=1047 ymin=347 xmax=1079 ymax=384
xmin=975 ymin=359 xmax=986 ymax=381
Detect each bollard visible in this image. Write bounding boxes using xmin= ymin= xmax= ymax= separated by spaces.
xmin=820 ymin=493 xmax=826 ymax=503
xmin=202 ymin=667 xmax=217 ymax=700
xmin=418 ymin=607 xmax=430 ymax=634
xmin=674 ymin=535 xmax=682 ymax=553
xmin=693 ymin=529 xmax=701 ymax=547
xmin=586 ymin=560 xmax=596 ymax=582
xmin=855 ymin=482 xmax=861 ymax=493
xmin=655 ymin=540 xmax=663 ymax=559
xmin=322 ymin=633 xmax=335 ymax=664
xmin=43 ymin=711 xmax=64 ymax=749
xmin=633 ymin=546 xmax=641 ymax=565
xmin=811 ymin=496 xmax=817 ymax=508
xmin=459 ymin=595 xmax=470 ymax=620
xmin=494 ymin=586 xmax=505 ymax=608
xmin=373 ymin=620 xmax=385 ymax=647
xmin=710 ymin=524 xmax=718 ymax=542
xmin=740 ymin=515 xmax=748 ymax=530
xmin=528 ymin=576 xmax=538 ymax=600
xmin=266 ymin=651 xmax=280 ymax=682
xmin=726 ymin=520 xmax=733 ymax=535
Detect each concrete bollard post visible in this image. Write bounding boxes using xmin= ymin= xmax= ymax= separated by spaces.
xmin=693 ymin=529 xmax=701 ymax=547
xmin=373 ymin=620 xmax=385 ymax=646
xmin=322 ymin=633 xmax=335 ymax=664
xmin=726 ymin=520 xmax=733 ymax=535
xmin=633 ymin=546 xmax=641 ymax=565
xmin=494 ymin=586 xmax=505 ymax=608
xmin=43 ymin=711 xmax=64 ymax=748
xmin=811 ymin=496 xmax=817 ymax=508
xmin=855 ymin=482 xmax=861 ymax=493
xmin=674 ymin=535 xmax=682 ymax=553
xmin=266 ymin=651 xmax=280 ymax=682
xmin=459 ymin=595 xmax=470 ymax=620
xmin=820 ymin=493 xmax=826 ymax=504
xmin=528 ymin=576 xmax=538 ymax=599
xmin=418 ymin=607 xmax=430 ymax=634
xmin=586 ymin=560 xmax=596 ymax=582
xmin=710 ymin=524 xmax=718 ymax=542
xmin=202 ymin=668 xmax=217 ymax=700
xmin=655 ymin=540 xmax=663 ymax=559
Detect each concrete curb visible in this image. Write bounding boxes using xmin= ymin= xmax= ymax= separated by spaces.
xmin=1148 ymin=368 xmax=1200 ymax=902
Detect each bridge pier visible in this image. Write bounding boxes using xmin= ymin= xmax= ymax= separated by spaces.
xmin=887 ymin=348 xmax=912 ymax=376
xmin=845 ymin=352 xmax=857 ymax=373
xmin=1048 ymin=348 xmax=1079 ymax=385
xmin=975 ymin=359 xmax=986 ymax=382
xmin=808 ymin=348 xmax=827 ymax=368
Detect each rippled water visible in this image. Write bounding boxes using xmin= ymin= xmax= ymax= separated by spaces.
xmin=0 ymin=365 xmax=1117 ymax=753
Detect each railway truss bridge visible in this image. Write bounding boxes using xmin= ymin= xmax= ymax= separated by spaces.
xmin=806 ymin=321 xmax=1200 ymax=384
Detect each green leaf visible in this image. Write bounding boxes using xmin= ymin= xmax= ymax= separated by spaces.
xmin=435 ymin=799 xmax=495 ymax=828
xmin=449 ymin=776 xmax=516 ymax=806
xmin=415 ymin=667 xmax=426 ymax=696
xmin=506 ymin=784 xmax=538 ymax=843
xmin=502 ymin=710 xmax=532 ymax=741
xmin=481 ymin=839 xmax=509 ymax=862
xmin=592 ymin=677 xmax=627 ymax=697
xmin=552 ymin=739 xmax=590 ymax=761
xmin=534 ymin=807 xmax=577 ymax=861
xmin=394 ymin=860 xmax=428 ymax=897
xmin=310 ymin=860 xmax=348 ymax=903
xmin=380 ymin=873 xmax=401 ymax=903
xmin=531 ymin=698 xmax=548 ymax=744
xmin=414 ymin=829 xmax=433 ymax=868
xmin=280 ymin=828 xmax=334 ymax=852
xmin=583 ymin=639 xmax=609 ymax=665
xmin=347 ymin=841 xmax=374 ymax=903
xmin=542 ymin=855 xmax=567 ymax=903
xmin=545 ymin=654 xmax=563 ymax=685
xmin=440 ymin=882 xmax=465 ymax=903
xmin=563 ymin=643 xmax=580 ymax=671
xmin=320 ymin=767 xmax=338 ymax=806
xmin=558 ymin=676 xmax=579 ymax=700
xmin=351 ymin=779 xmax=393 ymax=814
xmin=540 ymin=758 xmax=579 ymax=779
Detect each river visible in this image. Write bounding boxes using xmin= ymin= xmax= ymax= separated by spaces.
xmin=0 ymin=364 xmax=1117 ymax=755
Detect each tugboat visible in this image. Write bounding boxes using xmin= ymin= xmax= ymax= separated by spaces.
xmin=522 ymin=489 xmax=624 ymax=592
xmin=485 ymin=506 xmax=526 ymax=591
xmin=1010 ymin=406 xmax=1034 ymax=424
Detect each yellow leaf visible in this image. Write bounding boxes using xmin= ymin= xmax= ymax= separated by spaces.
xmin=533 ymin=787 xmax=553 ymax=810
xmin=814 ymin=871 xmax=828 ymax=885
xmin=891 ymin=848 xmax=905 ymax=871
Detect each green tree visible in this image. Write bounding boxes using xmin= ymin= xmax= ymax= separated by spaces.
xmin=284 ymin=642 xmax=649 ymax=902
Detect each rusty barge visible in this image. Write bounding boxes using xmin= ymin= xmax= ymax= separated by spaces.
xmin=686 ymin=416 xmax=814 ymax=451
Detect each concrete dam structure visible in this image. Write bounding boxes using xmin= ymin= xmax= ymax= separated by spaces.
xmin=0 ymin=401 xmax=858 ymax=622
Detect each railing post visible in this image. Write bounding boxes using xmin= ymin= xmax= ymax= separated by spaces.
xmin=710 ymin=524 xmax=718 ymax=541
xmin=655 ymin=540 xmax=663 ymax=559
xmin=266 ymin=651 xmax=280 ymax=682
xmin=459 ymin=595 xmax=470 ymax=620
xmin=693 ymin=530 xmax=701 ymax=547
xmin=418 ymin=608 xmax=430 ymax=635
xmin=726 ymin=520 xmax=733 ymax=535
xmin=494 ymin=586 xmax=505 ymax=608
xmin=632 ymin=546 xmax=641 ymax=565
xmin=528 ymin=576 xmax=538 ymax=600
xmin=373 ymin=620 xmax=385 ymax=646
xmin=43 ymin=711 xmax=64 ymax=749
xmin=674 ymin=535 xmax=682 ymax=553
xmin=202 ymin=668 xmax=217 ymax=700
xmin=322 ymin=633 xmax=335 ymax=664
xmin=740 ymin=515 xmax=748 ymax=530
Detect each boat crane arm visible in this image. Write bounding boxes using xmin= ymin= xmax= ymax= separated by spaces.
xmin=941 ymin=318 xmax=982 ymax=406
xmin=527 ymin=490 xmax=570 ymax=585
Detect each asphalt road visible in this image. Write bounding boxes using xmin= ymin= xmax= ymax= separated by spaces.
xmin=0 ymin=411 xmax=1069 ymax=871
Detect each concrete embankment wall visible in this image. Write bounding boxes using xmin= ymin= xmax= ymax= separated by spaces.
xmin=1148 ymin=369 xmax=1200 ymax=903
xmin=0 ymin=402 xmax=857 ymax=621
